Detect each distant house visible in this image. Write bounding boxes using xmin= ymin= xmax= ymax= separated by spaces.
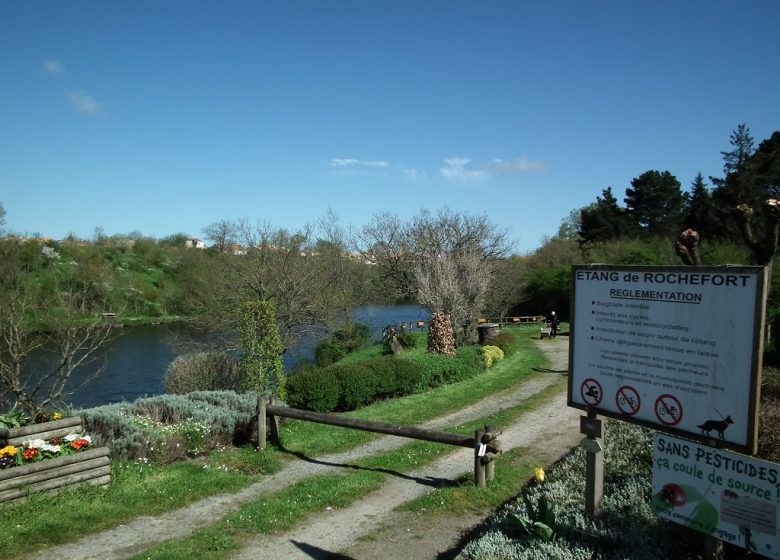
xmin=226 ymin=243 xmax=247 ymax=255
xmin=185 ymin=237 xmax=206 ymax=249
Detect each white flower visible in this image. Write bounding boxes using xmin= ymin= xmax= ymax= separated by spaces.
xmin=64 ymin=433 xmax=80 ymax=442
xmin=40 ymin=443 xmax=61 ymax=453
xmin=24 ymin=438 xmax=46 ymax=449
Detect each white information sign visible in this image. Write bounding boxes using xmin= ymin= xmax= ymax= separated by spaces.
xmin=652 ymin=433 xmax=780 ymax=557
xmin=569 ymin=265 xmax=765 ymax=452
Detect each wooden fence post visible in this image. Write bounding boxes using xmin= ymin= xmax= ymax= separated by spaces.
xmin=257 ymin=395 xmax=266 ymax=451
xmin=268 ymin=396 xmax=281 ymax=446
xmin=474 ymin=427 xmax=486 ymax=488
xmin=482 ymin=424 xmax=501 ymax=482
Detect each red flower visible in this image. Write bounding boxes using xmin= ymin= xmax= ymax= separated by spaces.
xmin=23 ymin=448 xmax=39 ymax=461
xmin=70 ymin=439 xmax=89 ymax=451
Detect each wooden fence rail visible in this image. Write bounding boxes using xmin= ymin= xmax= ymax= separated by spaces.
xmin=258 ymin=398 xmax=501 ymax=487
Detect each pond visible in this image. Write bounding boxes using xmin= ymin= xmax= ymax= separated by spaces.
xmin=55 ymin=304 xmax=430 ymax=409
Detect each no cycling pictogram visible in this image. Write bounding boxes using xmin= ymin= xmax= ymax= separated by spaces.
xmin=580 ymin=378 xmax=603 ymax=406
xmin=655 ymin=394 xmax=683 ymax=426
xmin=615 ymin=385 xmax=641 ymax=416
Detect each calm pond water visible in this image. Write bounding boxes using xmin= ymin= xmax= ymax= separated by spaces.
xmin=59 ymin=304 xmax=430 ymax=409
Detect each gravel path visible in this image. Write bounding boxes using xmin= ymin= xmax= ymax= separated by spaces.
xmin=29 ymin=336 xmax=576 ymax=560
xmin=230 ymin=337 xmax=577 ymax=560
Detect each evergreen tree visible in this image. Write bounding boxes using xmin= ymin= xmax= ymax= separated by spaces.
xmin=623 ymin=170 xmax=686 ymax=237
xmin=719 ymin=123 xmax=755 ymax=179
xmin=578 ymin=187 xmax=634 ymax=245
xmin=683 ymin=173 xmax=717 ymax=238
xmin=711 ymin=126 xmax=774 ymax=241
xmin=742 ymin=131 xmax=780 ymax=200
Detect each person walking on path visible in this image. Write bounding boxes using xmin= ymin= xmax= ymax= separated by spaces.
xmin=549 ymin=311 xmax=559 ymax=338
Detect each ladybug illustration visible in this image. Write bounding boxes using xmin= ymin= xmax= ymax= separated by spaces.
xmin=660 ymin=483 xmax=686 ymax=507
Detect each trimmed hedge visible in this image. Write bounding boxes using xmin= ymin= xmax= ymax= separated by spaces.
xmin=286 ymin=367 xmax=340 ymax=413
xmin=287 ymin=343 xmax=490 ymax=413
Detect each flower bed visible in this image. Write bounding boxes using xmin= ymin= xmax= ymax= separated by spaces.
xmin=0 ymin=416 xmax=83 ymax=447
xmin=0 ymin=417 xmax=111 ymax=504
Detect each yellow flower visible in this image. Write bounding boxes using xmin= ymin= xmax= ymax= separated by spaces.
xmin=0 ymin=445 xmax=18 ymax=459
xmin=52 ymin=412 xmax=64 ymax=421
xmin=534 ymin=467 xmax=545 ymax=484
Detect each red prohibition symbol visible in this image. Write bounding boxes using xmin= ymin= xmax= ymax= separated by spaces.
xmin=580 ymin=378 xmax=603 ymax=406
xmin=615 ymin=385 xmax=641 ymax=416
xmin=655 ymin=394 xmax=683 ymax=426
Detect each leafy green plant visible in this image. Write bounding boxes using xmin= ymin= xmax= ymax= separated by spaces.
xmin=0 ymin=404 xmax=27 ymax=429
xmin=314 ymin=340 xmax=346 ymax=367
xmin=515 ymin=494 xmax=556 ymax=543
xmin=513 ymin=467 xmax=557 ymax=543
xmin=237 ymin=300 xmax=285 ymax=399
xmin=488 ymin=332 xmax=520 ymax=357
xmin=286 ymin=367 xmax=340 ymax=412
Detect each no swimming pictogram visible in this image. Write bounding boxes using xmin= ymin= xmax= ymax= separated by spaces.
xmin=580 ymin=378 xmax=603 ymax=406
xmin=615 ymin=385 xmax=641 ymax=416
xmin=655 ymin=394 xmax=683 ymax=426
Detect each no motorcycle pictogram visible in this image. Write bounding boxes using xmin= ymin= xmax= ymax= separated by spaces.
xmin=655 ymin=394 xmax=683 ymax=426
xmin=615 ymin=385 xmax=641 ymax=416
xmin=580 ymin=378 xmax=603 ymax=406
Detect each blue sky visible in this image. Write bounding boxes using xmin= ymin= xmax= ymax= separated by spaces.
xmin=2 ymin=1 xmax=778 ymax=254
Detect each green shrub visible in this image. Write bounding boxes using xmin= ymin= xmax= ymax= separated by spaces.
xmin=392 ymin=358 xmax=431 ymax=394
xmin=74 ymin=391 xmax=256 ymax=460
xmin=333 ymin=323 xmax=371 ymax=349
xmin=397 ymin=332 xmax=417 ymax=349
xmin=288 ymin=340 xmax=490 ymax=413
xmin=328 ymin=362 xmax=379 ymax=410
xmin=164 ymin=351 xmax=241 ymax=394
xmin=355 ymin=358 xmax=403 ymax=398
xmin=488 ymin=332 xmax=519 ymax=357
xmin=400 ymin=346 xmax=484 ymax=388
xmin=314 ymin=323 xmax=372 ymax=367
xmin=237 ymin=300 xmax=285 ymax=398
xmin=286 ymin=368 xmax=340 ymax=412
xmin=314 ymin=340 xmax=347 ymax=367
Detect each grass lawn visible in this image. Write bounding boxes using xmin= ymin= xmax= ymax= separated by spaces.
xmin=0 ymin=325 xmax=554 ymax=556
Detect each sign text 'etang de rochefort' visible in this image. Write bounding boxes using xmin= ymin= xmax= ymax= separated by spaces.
xmin=569 ymin=265 xmax=766 ymax=453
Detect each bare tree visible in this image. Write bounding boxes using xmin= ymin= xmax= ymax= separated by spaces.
xmin=416 ymin=251 xmax=492 ymax=343
xmin=483 ymin=256 xmax=529 ymax=320
xmin=189 ymin=214 xmax=361 ymax=353
xmin=358 ymin=211 xmax=418 ymax=302
xmin=360 ymin=207 xmax=512 ymax=346
xmin=202 ymin=219 xmax=237 ymax=253
xmin=0 ymin=240 xmax=114 ymax=414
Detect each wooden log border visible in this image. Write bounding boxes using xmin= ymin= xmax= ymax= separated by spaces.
xmin=0 ymin=447 xmax=111 ymax=504
xmin=1 ymin=417 xmax=84 ymax=447
xmin=259 ymin=398 xmax=501 ymax=488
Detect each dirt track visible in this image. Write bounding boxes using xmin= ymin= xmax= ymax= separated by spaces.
xmin=30 ymin=336 xmax=578 ymax=560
